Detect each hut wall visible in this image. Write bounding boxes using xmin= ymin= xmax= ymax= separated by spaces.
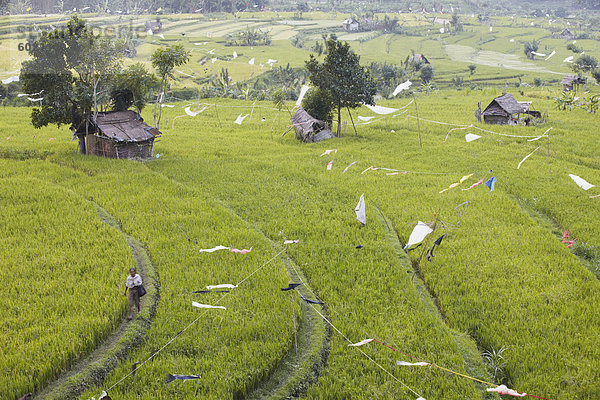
xmin=87 ymin=134 xmax=118 ymax=158
xmin=483 ymin=115 xmax=509 ymax=125
xmin=115 ymin=141 xmax=154 ymax=159
xmin=87 ymin=134 xmax=154 ymax=159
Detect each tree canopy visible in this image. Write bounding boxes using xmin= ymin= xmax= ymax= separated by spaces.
xmin=151 ymin=44 xmax=191 ymax=129
xmin=20 ymin=15 xmax=157 ymax=153
xmin=305 ymin=38 xmax=376 ymax=136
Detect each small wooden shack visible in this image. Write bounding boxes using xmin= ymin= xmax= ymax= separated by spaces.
xmin=76 ymin=110 xmax=161 ymax=159
xmin=342 ymin=18 xmax=360 ymax=32
xmin=408 ymin=54 xmax=430 ymax=65
xmin=291 ymin=108 xmax=335 ymax=143
xmin=482 ymin=93 xmax=541 ymax=125
xmin=562 ymin=75 xmax=586 ymax=92
xmin=560 ymin=28 xmax=575 ymax=40
xmin=145 ymin=20 xmax=162 ymax=33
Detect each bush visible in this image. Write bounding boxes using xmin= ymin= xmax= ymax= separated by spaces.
xmin=302 ymin=87 xmax=335 ymax=123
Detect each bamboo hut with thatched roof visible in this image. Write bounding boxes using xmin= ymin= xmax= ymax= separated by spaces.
xmin=290 ymin=107 xmax=335 ymax=143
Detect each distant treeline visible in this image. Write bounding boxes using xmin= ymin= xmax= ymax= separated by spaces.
xmin=1 ymin=0 xmax=598 ymax=15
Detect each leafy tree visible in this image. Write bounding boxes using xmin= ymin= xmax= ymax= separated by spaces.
xmin=571 ymin=55 xmax=599 ymax=73
xmin=296 ymin=1 xmax=309 ymax=17
xmin=151 ymin=44 xmax=191 ymax=129
xmin=302 ymin=87 xmax=335 ymax=123
xmin=576 ymin=0 xmax=600 ymax=9
xmin=450 ymin=14 xmax=463 ymax=33
xmin=20 ymin=15 xmax=126 ymax=153
xmin=305 ymin=38 xmax=376 ymax=136
xmin=592 ymin=69 xmax=600 ymax=90
xmin=524 ymin=41 xmax=539 ymax=60
xmin=110 ymin=64 xmax=158 ymax=113
xmin=420 ymin=64 xmax=434 ymax=84
xmin=382 ymin=15 xmax=398 ymax=32
xmin=468 ymin=64 xmax=476 ymax=82
xmin=567 ymin=42 xmax=583 ymax=54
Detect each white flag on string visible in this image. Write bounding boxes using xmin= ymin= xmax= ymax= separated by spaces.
xmin=465 ymin=133 xmax=481 ymax=142
xmin=569 ymin=174 xmax=595 ymax=191
xmin=405 ymin=222 xmax=433 ymax=248
xmin=234 ymin=114 xmax=249 ymax=125
xmin=392 ymin=80 xmax=412 ymax=96
xmin=355 ymin=194 xmax=366 ymax=225
xmin=348 ymin=338 xmax=374 ymax=347
xmin=192 ymin=301 xmax=226 ymax=310
xmin=365 ymin=104 xmax=400 ymax=115
xmin=206 ymin=284 xmax=237 ymax=290
xmin=296 ymin=85 xmax=311 ymax=107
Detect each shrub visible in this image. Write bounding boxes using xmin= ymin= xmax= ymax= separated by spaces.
xmin=302 ymin=87 xmax=335 ymax=123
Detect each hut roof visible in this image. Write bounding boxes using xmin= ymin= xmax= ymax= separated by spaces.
xmin=562 ymin=75 xmax=585 ymax=85
xmin=291 ymin=107 xmax=334 ymax=143
xmin=409 ymin=54 xmax=430 ymax=64
xmin=482 ymin=94 xmax=524 ymax=116
xmin=95 ymin=110 xmax=161 ymax=143
xmin=561 ymin=28 xmax=575 ymax=37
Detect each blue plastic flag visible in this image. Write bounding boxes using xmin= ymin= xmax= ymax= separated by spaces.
xmin=485 ymin=177 xmax=497 ymax=192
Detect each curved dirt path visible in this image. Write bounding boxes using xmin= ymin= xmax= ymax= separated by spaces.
xmin=35 ymin=203 xmax=160 ymax=400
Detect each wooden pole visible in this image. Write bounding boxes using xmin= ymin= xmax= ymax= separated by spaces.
xmin=290 ymin=291 xmax=298 ymax=355
xmin=347 ymin=107 xmax=358 ymax=136
xmin=546 ymin=130 xmax=552 ymax=175
xmin=417 ymin=216 xmax=438 ymax=267
xmin=249 ymin=101 xmax=256 ymax=120
xmin=214 ymin=104 xmax=222 ymax=128
xmin=413 ymin=94 xmax=422 ymax=149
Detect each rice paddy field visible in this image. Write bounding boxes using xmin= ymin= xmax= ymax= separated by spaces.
xmin=1 ymin=11 xmax=599 ymax=87
xmin=1 ymin=8 xmax=600 ymax=400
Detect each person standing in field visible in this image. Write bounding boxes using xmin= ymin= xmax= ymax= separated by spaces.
xmin=124 ymin=267 xmax=142 ymax=320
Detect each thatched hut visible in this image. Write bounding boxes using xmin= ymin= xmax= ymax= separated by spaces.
xmin=291 ymin=108 xmax=335 ymax=143
xmin=408 ymin=54 xmax=430 ymax=65
xmin=74 ymin=110 xmax=161 ymax=159
xmin=560 ymin=28 xmax=575 ymax=40
xmin=562 ymin=75 xmax=586 ymax=92
xmin=342 ymin=18 xmax=360 ymax=32
xmin=145 ymin=20 xmax=163 ymax=33
xmin=482 ymin=94 xmax=540 ymax=125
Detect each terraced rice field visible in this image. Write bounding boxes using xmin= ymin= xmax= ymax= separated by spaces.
xmin=2 ymin=8 xmax=600 ymax=400
xmin=1 ymin=83 xmax=600 ymax=399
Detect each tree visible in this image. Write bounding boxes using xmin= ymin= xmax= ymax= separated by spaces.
xmin=20 ymin=15 xmax=121 ymax=153
xmin=592 ymin=69 xmax=600 ymax=91
xmin=420 ymin=65 xmax=434 ymax=85
xmin=571 ymin=55 xmax=599 ymax=74
xmin=111 ymin=64 xmax=159 ymax=113
xmin=524 ymin=41 xmax=539 ymax=60
xmin=468 ymin=64 xmax=476 ymax=82
xmin=306 ymin=39 xmax=376 ymax=136
xmin=151 ymin=44 xmax=191 ymax=129
xmin=450 ymin=14 xmax=463 ymax=33
xmin=20 ymin=15 xmax=155 ymax=154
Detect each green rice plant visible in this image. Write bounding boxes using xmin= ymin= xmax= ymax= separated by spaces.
xmin=482 ymin=346 xmax=508 ymax=384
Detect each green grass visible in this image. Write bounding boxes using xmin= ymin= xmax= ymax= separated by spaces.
xmin=3 ymin=85 xmax=599 ymax=398
xmin=0 ymin=174 xmax=134 ymax=399
xmin=2 ymin=9 xmax=600 ymax=399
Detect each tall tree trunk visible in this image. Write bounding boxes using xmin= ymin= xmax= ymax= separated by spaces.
xmin=154 ymin=77 xmax=166 ymax=129
xmin=78 ymin=135 xmax=86 ymax=154
xmin=336 ymin=101 xmax=341 ymax=137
